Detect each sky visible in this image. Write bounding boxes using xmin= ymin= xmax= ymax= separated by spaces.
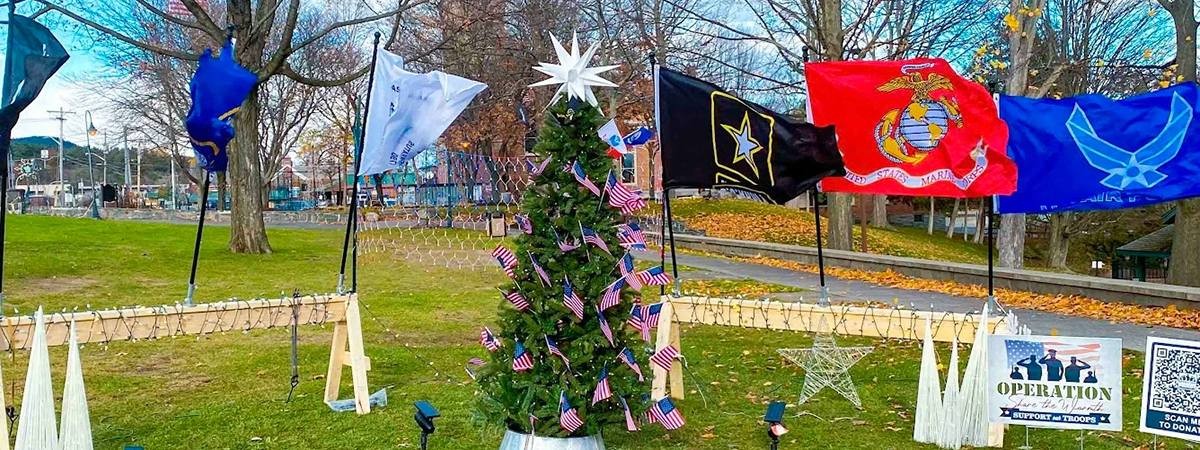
xmin=2 ymin=8 xmax=109 ymax=143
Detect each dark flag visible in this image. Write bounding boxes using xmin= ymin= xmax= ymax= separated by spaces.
xmin=185 ymin=41 xmax=256 ymax=172
xmin=0 ymin=15 xmax=69 ymax=159
xmin=656 ymin=67 xmax=844 ymax=203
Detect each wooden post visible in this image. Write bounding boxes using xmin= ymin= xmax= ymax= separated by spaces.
xmin=650 ymin=300 xmax=683 ymax=400
xmin=323 ymin=294 xmax=372 ymax=414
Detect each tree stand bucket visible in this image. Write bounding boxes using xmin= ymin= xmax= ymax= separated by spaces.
xmin=498 ymin=429 xmax=605 ymax=450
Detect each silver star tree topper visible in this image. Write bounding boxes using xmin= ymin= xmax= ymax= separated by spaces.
xmin=530 ymin=32 xmax=619 ymax=107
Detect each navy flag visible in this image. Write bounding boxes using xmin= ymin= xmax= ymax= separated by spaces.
xmin=185 ymin=41 xmax=256 ymax=172
xmin=656 ymin=67 xmax=844 ymax=203
xmin=998 ymin=83 xmax=1200 ymax=213
xmin=0 ymin=15 xmax=68 ymax=158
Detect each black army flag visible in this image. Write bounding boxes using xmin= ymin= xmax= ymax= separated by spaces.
xmin=0 ymin=15 xmax=69 ymax=159
xmin=656 ymin=67 xmax=843 ymax=203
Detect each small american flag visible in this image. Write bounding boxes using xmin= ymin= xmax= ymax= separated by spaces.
xmin=770 ymin=422 xmax=789 ymax=436
xmin=165 ymin=0 xmax=207 ymax=17
xmin=562 ymin=277 xmax=585 ymax=321
xmin=529 ymin=252 xmax=552 ymax=287
xmin=604 ymin=171 xmax=643 ymax=213
xmin=619 ymin=397 xmax=639 ymax=431
xmin=618 ymin=253 xmax=643 ymax=290
xmin=650 ymin=345 xmax=680 ymax=371
xmin=545 ymin=335 xmax=571 ymax=368
xmin=616 ymin=223 xmax=647 ymax=251
xmin=618 ymin=347 xmax=644 ymax=381
xmin=513 ymin=341 xmax=534 ymax=372
xmin=505 ymin=290 xmax=531 ymax=311
xmin=568 ymin=160 xmax=601 ymax=196
xmin=480 ymin=327 xmax=501 ymax=351
xmin=526 ymin=156 xmax=552 ymax=176
xmin=559 ymin=391 xmax=585 ymax=433
xmin=596 ymin=306 xmax=615 ymax=346
xmin=637 ymin=266 xmax=672 ymax=286
xmin=513 ymin=214 xmax=533 ymax=234
xmin=555 ymin=230 xmax=581 ymax=252
xmin=592 ymin=366 xmax=612 ymax=405
xmin=628 ymin=303 xmax=663 ymax=341
xmin=492 ymin=245 xmax=518 ymax=277
xmin=650 ymin=398 xmax=685 ymax=430
xmin=599 ymin=278 xmax=625 ymax=311
xmin=580 ymin=225 xmax=611 ymax=255
xmin=465 ymin=357 xmax=486 ymax=380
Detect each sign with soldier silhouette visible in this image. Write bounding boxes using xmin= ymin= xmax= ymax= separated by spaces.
xmin=987 ymin=335 xmax=1122 ymax=431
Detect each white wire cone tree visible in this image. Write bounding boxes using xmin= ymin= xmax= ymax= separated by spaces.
xmin=15 ymin=308 xmax=57 ymax=450
xmin=59 ymin=322 xmax=93 ymax=450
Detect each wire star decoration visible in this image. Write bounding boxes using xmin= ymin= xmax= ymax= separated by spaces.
xmin=530 ymin=32 xmax=619 ymax=108
xmin=778 ymin=334 xmax=874 ymax=408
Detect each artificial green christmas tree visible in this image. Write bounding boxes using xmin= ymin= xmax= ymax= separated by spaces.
xmin=476 ymin=97 xmax=649 ymax=437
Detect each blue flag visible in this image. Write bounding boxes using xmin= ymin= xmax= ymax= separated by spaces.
xmin=0 ymin=15 xmax=68 ymax=158
xmin=185 ymin=41 xmax=256 ymax=172
xmin=997 ymin=83 xmax=1200 ymax=213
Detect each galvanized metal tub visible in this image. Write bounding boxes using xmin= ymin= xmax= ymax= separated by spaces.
xmin=497 ymin=429 xmax=605 ymax=450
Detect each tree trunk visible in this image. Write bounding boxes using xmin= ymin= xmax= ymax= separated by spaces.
xmin=927 ymin=197 xmax=935 ymax=235
xmin=215 ymin=172 xmax=227 ymax=211
xmin=228 ymin=89 xmax=273 ymax=254
xmin=1048 ymin=213 xmax=1072 ymax=271
xmin=1164 ymin=0 xmax=1200 ymax=286
xmin=973 ymin=198 xmax=985 ymax=244
xmin=871 ymin=194 xmax=889 ymax=228
xmin=998 ymin=0 xmax=1046 ymax=269
xmin=818 ymin=0 xmax=854 ymax=250
xmin=946 ymin=198 xmax=960 ymax=239
xmin=373 ymin=174 xmax=386 ymax=207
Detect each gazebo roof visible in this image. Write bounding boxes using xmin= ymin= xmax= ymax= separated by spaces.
xmin=1116 ymin=224 xmax=1174 ymax=258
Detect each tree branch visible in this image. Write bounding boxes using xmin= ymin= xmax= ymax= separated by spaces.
xmin=36 ymin=1 xmax=202 ymax=61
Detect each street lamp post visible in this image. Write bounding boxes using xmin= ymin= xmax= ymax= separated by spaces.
xmin=84 ymin=111 xmax=100 ymax=219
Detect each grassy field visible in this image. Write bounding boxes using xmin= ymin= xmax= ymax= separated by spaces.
xmin=0 ymin=215 xmax=1186 ymax=449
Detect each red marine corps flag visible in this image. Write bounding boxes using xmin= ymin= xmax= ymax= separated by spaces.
xmin=806 ymin=58 xmax=1016 ymax=197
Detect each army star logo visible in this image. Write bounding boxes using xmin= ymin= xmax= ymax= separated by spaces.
xmin=722 ymin=112 xmax=764 ymax=177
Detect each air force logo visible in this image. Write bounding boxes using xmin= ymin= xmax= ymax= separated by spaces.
xmin=1067 ymin=93 xmax=1192 ymax=190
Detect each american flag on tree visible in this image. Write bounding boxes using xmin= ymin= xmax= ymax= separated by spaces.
xmin=618 ymin=253 xmax=643 ymax=290
xmin=637 ymin=266 xmax=672 ymax=286
xmin=512 ymin=341 xmax=534 ymax=372
xmin=514 ymin=214 xmax=533 ymax=234
xmin=480 ymin=327 xmax=501 ymax=351
xmin=528 ymin=252 xmax=552 ymax=286
xmin=580 ymin=225 xmax=611 ymax=255
xmin=650 ymin=344 xmax=680 ymax=371
xmin=616 ymin=222 xmax=646 ymax=251
xmin=545 ymin=335 xmax=571 ymax=368
xmin=559 ymin=391 xmax=585 ymax=433
xmin=650 ymin=398 xmax=685 ymax=430
xmin=492 ymin=245 xmax=518 ymax=278
xmin=618 ymin=347 xmax=644 ymax=381
xmin=619 ymin=397 xmax=639 ymax=431
xmin=555 ymin=230 xmax=581 ymax=252
xmin=526 ymin=156 xmax=551 ymax=176
xmin=562 ymin=277 xmax=586 ymax=321
xmin=592 ymin=366 xmax=612 ymax=405
xmin=505 ymin=290 xmax=531 ymax=311
xmin=599 ymin=278 xmax=625 ymax=311
xmin=604 ymin=171 xmax=646 ymax=214
xmin=596 ymin=306 xmax=615 ymax=346
xmin=567 ymin=160 xmax=601 ymax=196
xmin=629 ymin=302 xmax=663 ymax=341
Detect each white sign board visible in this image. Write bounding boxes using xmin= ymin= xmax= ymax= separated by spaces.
xmin=1140 ymin=337 xmax=1200 ymax=441
xmin=988 ymin=334 xmax=1122 ymax=430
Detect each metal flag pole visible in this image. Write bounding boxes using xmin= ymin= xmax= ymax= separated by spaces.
xmin=184 ymin=171 xmax=212 ymax=306
xmin=811 ymin=189 xmax=830 ymax=306
xmin=649 ymin=52 xmax=667 ymax=297
xmin=0 ymin=131 xmax=8 ymax=315
xmin=649 ymin=51 xmax=680 ymax=296
xmin=986 ymin=195 xmax=998 ymax=311
xmin=338 ymin=31 xmax=381 ymax=294
xmin=663 ymin=188 xmax=680 ymax=296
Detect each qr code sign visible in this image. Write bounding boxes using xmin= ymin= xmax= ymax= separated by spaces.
xmin=1149 ymin=344 xmax=1200 ymax=415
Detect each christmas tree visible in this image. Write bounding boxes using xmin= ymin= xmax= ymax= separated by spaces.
xmin=475 ymin=98 xmax=649 ymax=437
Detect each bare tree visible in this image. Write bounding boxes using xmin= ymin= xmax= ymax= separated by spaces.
xmin=1160 ymin=0 xmax=1200 ymax=286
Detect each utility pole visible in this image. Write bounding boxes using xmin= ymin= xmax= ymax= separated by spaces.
xmin=170 ymin=142 xmax=178 ymax=210
xmin=136 ymin=146 xmax=142 ymax=207
xmin=48 ymin=108 xmax=75 ymax=207
xmin=123 ymin=128 xmax=132 ymax=207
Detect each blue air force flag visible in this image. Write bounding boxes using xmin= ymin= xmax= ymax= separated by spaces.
xmin=357 ymin=48 xmax=487 ymax=176
xmin=997 ymin=83 xmax=1200 ymax=213
xmin=185 ymin=41 xmax=256 ymax=172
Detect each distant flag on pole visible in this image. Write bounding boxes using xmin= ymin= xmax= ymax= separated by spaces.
xmin=512 ymin=341 xmax=534 ymax=372
xmin=637 ymin=266 xmax=672 ymax=286
xmin=492 ymin=245 xmax=518 ymax=278
xmin=649 ymin=398 xmax=685 ymax=430
xmin=185 ymin=40 xmax=255 ymax=172
xmin=562 ymin=277 xmax=586 ymax=321
xmin=592 ymin=366 xmax=613 ymax=405
xmin=650 ymin=345 xmax=680 ymax=371
xmin=599 ymin=278 xmax=625 ymax=312
xmin=618 ymin=347 xmax=644 ymax=382
xmin=480 ymin=327 xmax=501 ymax=351
xmin=623 ymin=126 xmax=655 ymax=146
xmin=513 ymin=214 xmax=533 ymax=234
xmin=545 ymin=335 xmax=571 ymax=368
xmin=504 ymin=290 xmax=531 ymax=311
xmin=567 ymin=160 xmax=602 ymax=196
xmin=528 ymin=252 xmax=552 ymax=286
xmin=357 ymin=48 xmax=487 ymax=176
xmin=598 ymin=118 xmax=629 ymax=158
xmin=620 ymin=397 xmax=639 ymax=431
xmin=580 ymin=225 xmax=611 ymax=255
xmin=618 ymin=253 xmax=643 ymax=290
xmin=596 ymin=306 xmax=615 ymax=346
xmin=559 ymin=391 xmax=585 ymax=433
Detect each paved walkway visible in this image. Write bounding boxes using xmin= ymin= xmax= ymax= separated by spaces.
xmin=637 ymin=252 xmax=1200 ymax=350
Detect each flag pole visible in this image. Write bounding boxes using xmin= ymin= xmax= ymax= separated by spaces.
xmin=986 ymin=195 xmax=997 ymax=311
xmin=184 ymin=171 xmax=212 ymax=306
xmin=0 ymin=134 xmax=8 ymax=315
xmin=663 ymin=188 xmax=680 ymax=296
xmin=811 ymin=189 xmax=830 ymax=306
xmin=339 ymin=31 xmax=381 ymax=294
xmin=649 ymin=51 xmax=680 ymax=296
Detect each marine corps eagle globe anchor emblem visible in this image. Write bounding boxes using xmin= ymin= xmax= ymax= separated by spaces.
xmin=874 ymin=65 xmax=963 ymax=164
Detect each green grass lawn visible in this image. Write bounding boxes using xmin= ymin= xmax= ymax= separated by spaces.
xmin=0 ymin=215 xmax=1187 ymax=448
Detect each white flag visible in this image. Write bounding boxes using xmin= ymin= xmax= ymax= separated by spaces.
xmin=597 ymin=118 xmax=629 ymax=156
xmin=358 ymin=48 xmax=487 ymax=176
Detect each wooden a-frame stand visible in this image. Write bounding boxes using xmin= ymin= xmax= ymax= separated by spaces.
xmin=324 ymin=294 xmax=373 ymax=414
